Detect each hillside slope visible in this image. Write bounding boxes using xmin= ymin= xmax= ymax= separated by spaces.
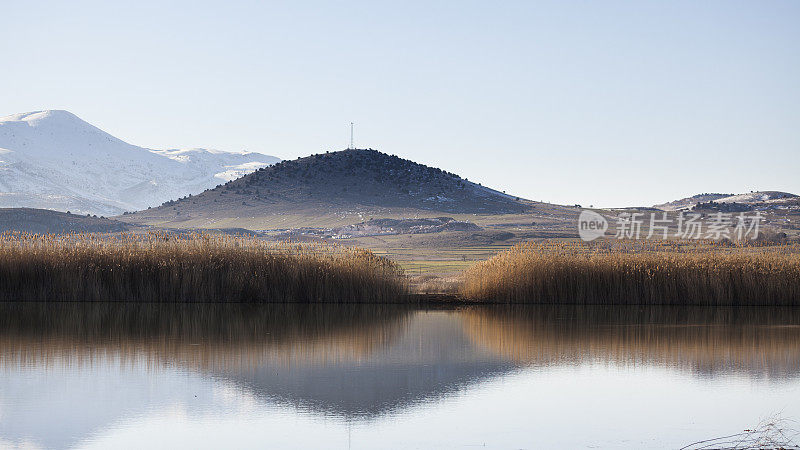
xmin=716 ymin=191 xmax=798 ymax=204
xmin=653 ymin=193 xmax=732 ymax=211
xmin=0 ymin=110 xmax=279 ymax=216
xmin=0 ymin=208 xmax=137 ymax=234
xmin=655 ymin=191 xmax=798 ymax=211
xmin=122 ymin=149 xmax=534 ymax=229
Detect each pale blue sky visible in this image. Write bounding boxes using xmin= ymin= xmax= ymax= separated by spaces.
xmin=2 ymin=1 xmax=798 ymax=207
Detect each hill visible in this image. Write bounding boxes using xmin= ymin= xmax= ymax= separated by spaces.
xmin=653 ymin=193 xmax=732 ymax=211
xmin=0 ymin=208 xmax=137 ymax=234
xmin=121 ymin=149 xmax=535 ymax=229
xmin=715 ymin=191 xmax=798 ymax=204
xmin=0 ymin=110 xmax=279 ymax=216
xmin=654 ymin=191 xmax=799 ymax=211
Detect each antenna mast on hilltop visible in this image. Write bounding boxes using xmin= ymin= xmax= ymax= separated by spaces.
xmin=349 ymin=122 xmax=354 ymax=149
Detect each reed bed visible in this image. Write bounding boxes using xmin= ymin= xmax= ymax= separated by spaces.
xmin=461 ymin=240 xmax=800 ymax=305
xmin=0 ymin=231 xmax=406 ymax=302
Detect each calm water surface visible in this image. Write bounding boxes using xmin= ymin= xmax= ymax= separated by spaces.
xmin=1 ymin=303 xmax=799 ymax=449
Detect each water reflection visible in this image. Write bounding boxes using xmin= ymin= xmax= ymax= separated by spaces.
xmin=0 ymin=303 xmax=411 ymax=371
xmin=464 ymin=306 xmax=800 ymax=379
xmin=1 ymin=303 xmax=799 ymax=449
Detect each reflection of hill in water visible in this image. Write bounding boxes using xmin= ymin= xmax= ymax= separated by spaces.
xmin=0 ymin=303 xmax=422 ymax=449
xmin=2 ymin=303 xmax=800 ymax=448
xmin=2 ymin=304 xmax=799 ymax=394
xmin=462 ymin=306 xmax=800 ymax=380
xmin=0 ymin=304 xmax=514 ymax=421
xmin=218 ymin=311 xmax=513 ymax=417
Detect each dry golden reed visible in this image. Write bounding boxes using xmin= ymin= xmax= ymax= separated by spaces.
xmin=461 ymin=240 xmax=800 ymax=305
xmin=0 ymin=231 xmax=406 ymax=302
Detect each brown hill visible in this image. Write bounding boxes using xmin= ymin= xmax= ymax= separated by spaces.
xmin=121 ymin=149 xmax=534 ymax=229
xmin=653 ymin=193 xmax=732 ymax=211
xmin=654 ymin=191 xmax=799 ymax=211
xmin=0 ymin=208 xmax=137 ymax=234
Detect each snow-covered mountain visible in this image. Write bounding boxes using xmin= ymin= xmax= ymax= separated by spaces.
xmin=0 ymin=110 xmax=279 ymax=216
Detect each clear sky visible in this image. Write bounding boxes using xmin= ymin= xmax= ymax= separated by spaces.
xmin=2 ymin=0 xmax=798 ymax=207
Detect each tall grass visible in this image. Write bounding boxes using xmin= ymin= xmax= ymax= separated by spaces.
xmin=0 ymin=231 xmax=406 ymax=302
xmin=461 ymin=241 xmax=800 ymax=305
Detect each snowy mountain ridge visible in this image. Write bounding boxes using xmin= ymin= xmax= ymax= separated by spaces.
xmin=0 ymin=110 xmax=280 ymax=216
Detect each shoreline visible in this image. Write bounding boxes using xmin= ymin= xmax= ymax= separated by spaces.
xmin=3 ymin=296 xmax=800 ymax=306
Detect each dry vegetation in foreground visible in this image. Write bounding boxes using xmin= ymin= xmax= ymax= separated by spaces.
xmin=461 ymin=240 xmax=800 ymax=305
xmin=0 ymin=231 xmax=406 ymax=303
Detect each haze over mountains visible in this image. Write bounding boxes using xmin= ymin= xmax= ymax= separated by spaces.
xmin=0 ymin=110 xmax=279 ymax=216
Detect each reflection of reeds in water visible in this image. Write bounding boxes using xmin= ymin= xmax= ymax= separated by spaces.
xmin=462 ymin=306 xmax=800 ymax=378
xmin=461 ymin=241 xmax=800 ymax=305
xmin=0 ymin=232 xmax=406 ymax=302
xmin=0 ymin=303 xmax=411 ymax=370
xmin=5 ymin=303 xmax=798 ymax=379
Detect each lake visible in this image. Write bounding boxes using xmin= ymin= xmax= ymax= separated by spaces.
xmin=1 ymin=303 xmax=799 ymax=449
